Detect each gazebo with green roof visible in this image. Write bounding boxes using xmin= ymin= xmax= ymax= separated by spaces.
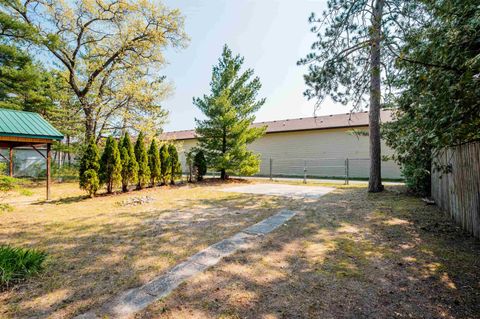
xmin=0 ymin=108 xmax=64 ymax=200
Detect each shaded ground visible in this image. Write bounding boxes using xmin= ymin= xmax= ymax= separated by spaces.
xmin=0 ymin=180 xmax=289 ymax=318
xmin=138 ymin=186 xmax=480 ymax=319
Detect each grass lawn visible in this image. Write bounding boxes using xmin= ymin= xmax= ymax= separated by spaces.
xmin=139 ymin=185 xmax=480 ymax=319
xmin=1 ymin=180 xmax=479 ymax=318
xmin=0 ymin=180 xmax=287 ymax=318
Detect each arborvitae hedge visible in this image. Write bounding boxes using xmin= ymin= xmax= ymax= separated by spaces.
xmin=159 ymin=144 xmax=170 ymax=185
xmin=148 ymin=139 xmax=161 ymax=186
xmin=120 ymin=132 xmax=138 ymax=192
xmin=134 ymin=132 xmax=150 ymax=189
xmin=79 ymin=139 xmax=100 ymax=197
xmin=168 ymin=144 xmax=182 ymax=185
xmin=100 ymin=136 xmax=122 ymax=194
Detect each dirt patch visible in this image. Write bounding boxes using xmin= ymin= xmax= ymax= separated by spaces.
xmin=138 ymin=186 xmax=480 ymax=319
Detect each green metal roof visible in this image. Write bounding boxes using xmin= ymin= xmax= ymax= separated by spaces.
xmin=0 ymin=108 xmax=64 ymax=141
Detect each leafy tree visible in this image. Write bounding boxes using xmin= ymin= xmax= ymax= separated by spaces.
xmin=159 ymin=144 xmax=171 ymax=185
xmin=79 ymin=139 xmax=100 ymax=197
xmin=383 ymin=0 xmax=480 ymax=195
xmin=193 ymin=150 xmax=207 ymax=181
xmin=298 ymin=0 xmax=422 ymax=192
xmin=99 ymin=136 xmax=122 ymax=194
xmin=134 ymin=132 xmax=150 ymax=189
xmin=119 ymin=132 xmax=138 ymax=192
xmin=2 ymin=0 xmax=188 ymax=141
xmin=194 ymin=45 xmax=266 ymax=180
xmin=168 ymin=144 xmax=182 ymax=185
xmin=0 ymin=12 xmax=84 ymax=157
xmin=148 ymin=140 xmax=161 ymax=186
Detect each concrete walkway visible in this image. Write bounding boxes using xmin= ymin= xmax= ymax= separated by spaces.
xmin=75 ymin=210 xmax=297 ymax=319
xmin=222 ymin=183 xmax=335 ymax=198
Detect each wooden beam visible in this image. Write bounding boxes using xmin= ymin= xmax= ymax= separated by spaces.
xmin=31 ymin=145 xmax=47 ymax=159
xmin=0 ymin=152 xmax=8 ymax=162
xmin=0 ymin=136 xmax=54 ymax=144
xmin=9 ymin=146 xmax=13 ymax=177
xmin=46 ymin=143 xmax=51 ymax=200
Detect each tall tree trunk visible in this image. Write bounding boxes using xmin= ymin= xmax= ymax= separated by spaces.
xmin=368 ymin=0 xmax=385 ymax=193
xmin=84 ymin=106 xmax=94 ymax=142
xmin=67 ymin=135 xmax=71 ymax=166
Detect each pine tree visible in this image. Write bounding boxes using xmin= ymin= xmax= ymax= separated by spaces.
xmin=168 ymin=144 xmax=182 ymax=185
xmin=79 ymin=139 xmax=100 ymax=197
xmin=193 ymin=150 xmax=207 ymax=181
xmin=100 ymin=136 xmax=122 ymax=194
xmin=120 ymin=132 xmax=138 ymax=192
xmin=134 ymin=132 xmax=150 ymax=189
xmin=159 ymin=144 xmax=170 ymax=185
xmin=0 ymin=13 xmax=55 ymax=113
xmin=148 ymin=140 xmax=161 ymax=186
xmin=193 ymin=45 xmax=266 ymax=180
xmin=297 ymin=1 xmax=421 ymax=192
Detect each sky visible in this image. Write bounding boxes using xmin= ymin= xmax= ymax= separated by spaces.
xmin=161 ymin=0 xmax=352 ymax=132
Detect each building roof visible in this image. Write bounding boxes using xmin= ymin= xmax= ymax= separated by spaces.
xmin=160 ymin=110 xmax=393 ymax=141
xmin=0 ymin=108 xmax=64 ymax=141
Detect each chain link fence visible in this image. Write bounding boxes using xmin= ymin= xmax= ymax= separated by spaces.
xmin=255 ymin=156 xmax=402 ymax=184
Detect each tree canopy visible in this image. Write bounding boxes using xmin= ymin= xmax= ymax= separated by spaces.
xmin=383 ymin=0 xmax=480 ymax=194
xmin=298 ymin=0 xmax=422 ymax=192
xmin=1 ymin=0 xmax=188 ymax=141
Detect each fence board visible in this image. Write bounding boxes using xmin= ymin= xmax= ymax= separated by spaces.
xmin=431 ymin=142 xmax=480 ymax=238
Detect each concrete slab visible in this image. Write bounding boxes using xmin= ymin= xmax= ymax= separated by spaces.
xmin=244 ymin=210 xmax=296 ymax=235
xmin=74 ymin=209 xmax=296 ymax=319
xmin=221 ymin=183 xmax=334 ymax=198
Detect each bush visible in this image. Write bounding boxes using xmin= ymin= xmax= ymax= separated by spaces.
xmin=99 ymin=136 xmax=122 ymax=194
xmin=134 ymin=132 xmax=150 ymax=189
xmin=148 ymin=140 xmax=161 ymax=186
xmin=193 ymin=150 xmax=207 ymax=181
xmin=83 ymin=169 xmax=100 ymax=198
xmin=79 ymin=139 xmax=100 ymax=196
xmin=0 ymin=245 xmax=47 ymax=287
xmin=168 ymin=144 xmax=182 ymax=185
xmin=120 ymin=132 xmax=138 ymax=192
xmin=159 ymin=144 xmax=170 ymax=185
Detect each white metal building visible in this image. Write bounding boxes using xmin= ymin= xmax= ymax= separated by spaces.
xmin=160 ymin=110 xmax=402 ymax=179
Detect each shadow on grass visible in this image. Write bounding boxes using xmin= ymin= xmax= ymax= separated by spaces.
xmin=2 ymin=185 xmax=480 ymax=319
xmin=0 ymin=189 xmax=289 ymax=318
xmin=135 ymin=187 xmax=480 ymax=319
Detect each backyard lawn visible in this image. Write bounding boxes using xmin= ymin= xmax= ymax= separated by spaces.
xmin=1 ymin=180 xmax=479 ymax=318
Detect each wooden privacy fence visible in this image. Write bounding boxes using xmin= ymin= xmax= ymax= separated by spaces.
xmin=431 ymin=142 xmax=480 ymax=238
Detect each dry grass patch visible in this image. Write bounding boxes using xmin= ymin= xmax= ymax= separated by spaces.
xmin=0 ymin=180 xmax=287 ymax=318
xmin=139 ymin=186 xmax=480 ymax=319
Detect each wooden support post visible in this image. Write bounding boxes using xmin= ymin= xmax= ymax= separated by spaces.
xmin=46 ymin=143 xmax=51 ymax=200
xmin=9 ymin=146 xmax=13 ymax=177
